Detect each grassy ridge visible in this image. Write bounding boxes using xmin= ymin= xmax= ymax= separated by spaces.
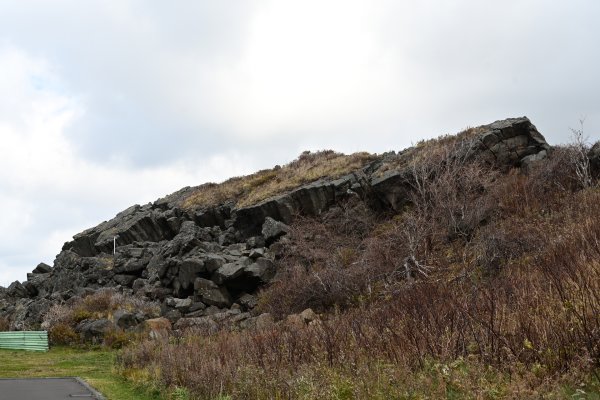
xmin=181 ymin=150 xmax=376 ymax=210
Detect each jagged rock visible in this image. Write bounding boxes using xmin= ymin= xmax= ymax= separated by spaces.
xmin=162 ymin=221 xmax=202 ymax=257
xmin=194 ymin=278 xmax=232 ymax=308
xmin=7 ymin=281 xmax=28 ymax=298
xmin=113 ymin=310 xmax=139 ymax=330
xmin=173 ymin=316 xmax=218 ymax=334
xmin=165 ymin=297 xmax=193 ymax=313
xmin=188 ymin=302 xmax=206 ymax=313
xmin=261 ymin=217 xmax=290 ymax=244
xmin=9 ymin=299 xmax=35 ymax=330
xmin=178 ymin=258 xmax=206 ymax=291
xmin=114 ymin=245 xmax=157 ymax=274
xmin=244 ymin=258 xmax=276 ymax=284
xmin=25 ymin=274 xmax=49 ymax=298
xmin=113 ymin=274 xmax=137 ymax=287
xmin=164 ymin=309 xmax=182 ymax=324
xmin=0 ymin=116 xmax=554 ymax=332
xmin=249 ymin=248 xmax=265 ymax=259
xmin=246 ymin=236 xmax=266 ymax=249
xmin=32 ymin=263 xmax=52 ymax=274
xmin=521 ymin=150 xmax=548 ymax=169
xmin=369 ymin=170 xmax=412 ymax=211
xmin=203 ymin=254 xmax=226 ymax=273
xmin=589 ymin=142 xmax=600 ymax=178
xmin=234 ymin=175 xmax=360 ymax=237
xmin=193 ymin=205 xmax=231 ymax=229
xmin=64 ymin=204 xmax=182 ymax=257
xmin=237 ymin=293 xmax=258 ymax=310
xmin=184 ymin=302 xmax=207 ymax=317
xmin=146 ymin=285 xmax=172 ymax=301
xmin=21 ymin=281 xmax=38 ymax=297
xmin=212 ymin=260 xmax=248 ymax=285
xmin=132 ymin=278 xmax=149 ymax=293
xmin=370 ymin=117 xmax=550 ymax=211
xmin=77 ymin=319 xmax=113 ymax=342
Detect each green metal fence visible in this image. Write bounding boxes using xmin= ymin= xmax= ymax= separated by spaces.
xmin=0 ymin=331 xmax=49 ymax=352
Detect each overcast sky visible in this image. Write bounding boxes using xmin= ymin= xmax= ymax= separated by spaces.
xmin=0 ymin=0 xmax=599 ymax=286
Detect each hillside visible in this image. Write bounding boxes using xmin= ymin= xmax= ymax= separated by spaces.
xmin=1 ymin=116 xmax=599 ymax=398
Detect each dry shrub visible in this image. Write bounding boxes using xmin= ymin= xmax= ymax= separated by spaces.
xmin=41 ymin=289 xmax=160 ymax=346
xmin=181 ymin=150 xmax=376 ymax=210
xmin=526 ymin=145 xmax=590 ymax=195
xmin=48 ymin=323 xmax=79 ymax=345
xmin=118 ymin=155 xmax=600 ymax=398
xmin=103 ymin=327 xmax=136 ymax=349
xmin=258 ymin=202 xmax=377 ymax=317
xmin=259 ymin=140 xmax=503 ymax=316
xmin=0 ymin=317 xmax=9 ymax=332
xmin=120 ymin=210 xmax=600 ymax=397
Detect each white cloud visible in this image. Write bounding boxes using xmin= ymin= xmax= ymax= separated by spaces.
xmin=0 ymin=0 xmax=599 ymax=286
xmin=0 ymin=45 xmax=256 ymax=286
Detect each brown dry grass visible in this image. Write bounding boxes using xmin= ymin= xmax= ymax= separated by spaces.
xmin=42 ymin=289 xmax=160 ymax=347
xmin=181 ymin=150 xmax=376 ymax=210
xmin=118 ymin=146 xmax=600 ymax=399
xmin=374 ymin=126 xmax=485 ymax=178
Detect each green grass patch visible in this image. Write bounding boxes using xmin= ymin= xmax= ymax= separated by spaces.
xmin=0 ymin=346 xmax=160 ymax=400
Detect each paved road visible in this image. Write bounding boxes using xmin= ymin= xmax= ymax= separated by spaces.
xmin=0 ymin=378 xmax=104 ymax=399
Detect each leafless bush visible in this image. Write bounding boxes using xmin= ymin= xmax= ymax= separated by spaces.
xmin=258 ymin=202 xmax=377 ymax=317
xmin=41 ymin=303 xmax=73 ymax=329
xmin=407 ymin=138 xmax=498 ymax=242
xmin=0 ymin=317 xmax=9 ymax=331
xmin=119 ymin=185 xmax=600 ymax=396
xmin=570 ymin=118 xmax=592 ymax=189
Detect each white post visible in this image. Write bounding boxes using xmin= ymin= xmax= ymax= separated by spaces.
xmin=113 ymin=236 xmax=117 ymax=255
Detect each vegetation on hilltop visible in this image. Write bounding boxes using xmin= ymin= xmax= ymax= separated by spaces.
xmin=118 ymin=139 xmax=600 ymax=399
xmin=181 ymin=150 xmax=377 ymax=210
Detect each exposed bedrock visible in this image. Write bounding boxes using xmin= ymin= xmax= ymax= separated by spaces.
xmin=0 ymin=117 xmax=557 ymax=330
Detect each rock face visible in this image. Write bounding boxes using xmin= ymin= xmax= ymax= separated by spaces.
xmin=589 ymin=141 xmax=600 ymax=179
xmin=0 ymin=117 xmax=554 ymax=330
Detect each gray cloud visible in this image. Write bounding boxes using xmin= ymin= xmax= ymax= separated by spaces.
xmin=0 ymin=0 xmax=599 ymax=285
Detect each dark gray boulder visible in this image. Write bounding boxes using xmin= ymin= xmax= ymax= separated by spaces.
xmin=261 ymin=217 xmax=290 ymax=244
xmin=76 ymin=319 xmax=113 ymax=342
xmin=113 ymin=310 xmax=139 ymax=330
xmin=113 ymin=274 xmax=137 ymax=287
xmin=194 ymin=278 xmax=232 ymax=308
xmin=212 ymin=259 xmax=251 ymax=285
xmin=32 ymin=263 xmax=52 ymax=274
xmin=7 ymin=281 xmax=28 ymax=298
xmin=475 ymin=117 xmax=550 ymax=167
xmin=245 ymin=258 xmax=275 ymax=284
xmin=238 ymin=292 xmax=258 ymax=310
xmin=203 ymin=254 xmax=226 ymax=273
xmin=177 ymin=258 xmax=206 ymax=291
xmin=165 ymin=297 xmax=193 ymax=313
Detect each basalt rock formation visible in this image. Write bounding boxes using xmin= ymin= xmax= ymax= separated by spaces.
xmin=0 ymin=117 xmax=553 ymax=331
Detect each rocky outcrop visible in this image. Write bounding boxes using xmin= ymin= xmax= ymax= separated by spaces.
xmin=0 ymin=117 xmax=554 ymax=331
xmin=589 ymin=141 xmax=600 ymax=179
xmin=369 ymin=117 xmax=551 ymax=211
